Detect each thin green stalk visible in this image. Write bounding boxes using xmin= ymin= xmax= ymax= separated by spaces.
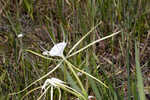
xmin=68 ymin=21 xmax=102 ymax=55
xmin=68 ymin=31 xmax=121 ymax=58
xmin=71 ymin=63 xmax=108 ymax=88
xmin=63 ymin=55 xmax=108 ymax=88
xmin=21 ymin=86 xmax=42 ymax=100
xmin=58 ymin=84 xmax=86 ymax=100
xmin=61 ymin=55 xmax=88 ymax=99
xmin=26 ymin=50 xmax=57 ymax=61
xmin=37 ymin=85 xmax=51 ymax=100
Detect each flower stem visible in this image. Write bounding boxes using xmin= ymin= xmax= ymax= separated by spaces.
xmin=61 ymin=55 xmax=88 ymax=99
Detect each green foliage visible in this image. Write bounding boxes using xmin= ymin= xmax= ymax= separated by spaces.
xmin=0 ymin=0 xmax=149 ymax=100
xmin=135 ymin=41 xmax=146 ymax=100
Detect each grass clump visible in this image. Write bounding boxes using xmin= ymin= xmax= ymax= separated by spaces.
xmin=0 ymin=0 xmax=150 ymax=100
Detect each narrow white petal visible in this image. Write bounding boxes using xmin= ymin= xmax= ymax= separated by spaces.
xmin=49 ymin=42 xmax=67 ymax=57
xmin=42 ymin=78 xmax=65 ymax=90
xmin=42 ymin=42 xmax=67 ymax=57
xmin=51 ymin=78 xmax=65 ymax=84
xmin=42 ymin=79 xmax=51 ymax=90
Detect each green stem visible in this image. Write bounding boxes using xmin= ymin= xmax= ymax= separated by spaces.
xmin=61 ymin=55 xmax=88 ymax=98
xmin=71 ymin=64 xmax=108 ymax=88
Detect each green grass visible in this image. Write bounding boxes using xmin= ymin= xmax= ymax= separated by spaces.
xmin=0 ymin=0 xmax=150 ymax=100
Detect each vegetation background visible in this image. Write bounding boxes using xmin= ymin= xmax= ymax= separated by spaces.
xmin=0 ymin=0 xmax=150 ymax=100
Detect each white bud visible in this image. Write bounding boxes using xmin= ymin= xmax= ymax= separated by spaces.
xmin=17 ymin=34 xmax=23 ymax=38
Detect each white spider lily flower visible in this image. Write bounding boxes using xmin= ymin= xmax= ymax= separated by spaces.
xmin=17 ymin=33 xmax=23 ymax=38
xmin=41 ymin=78 xmax=65 ymax=100
xmin=41 ymin=78 xmax=86 ymax=100
xmin=42 ymin=78 xmax=65 ymax=90
xmin=42 ymin=42 xmax=67 ymax=57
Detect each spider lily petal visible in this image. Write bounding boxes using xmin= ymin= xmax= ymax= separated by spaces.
xmin=42 ymin=42 xmax=67 ymax=57
xmin=42 ymin=78 xmax=65 ymax=90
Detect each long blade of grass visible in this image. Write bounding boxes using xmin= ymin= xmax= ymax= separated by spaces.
xmin=135 ymin=41 xmax=146 ymax=100
xmin=67 ymin=21 xmax=102 ymax=55
xmin=23 ymin=0 xmax=31 ymax=12
xmin=68 ymin=31 xmax=121 ymax=58
xmin=126 ymin=42 xmax=131 ymax=100
xmin=5 ymin=11 xmax=18 ymax=35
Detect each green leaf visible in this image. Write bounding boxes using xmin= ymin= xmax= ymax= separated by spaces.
xmin=66 ymin=70 xmax=81 ymax=93
xmin=135 ymin=41 xmax=146 ymax=100
xmin=85 ymin=66 xmax=102 ymax=100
